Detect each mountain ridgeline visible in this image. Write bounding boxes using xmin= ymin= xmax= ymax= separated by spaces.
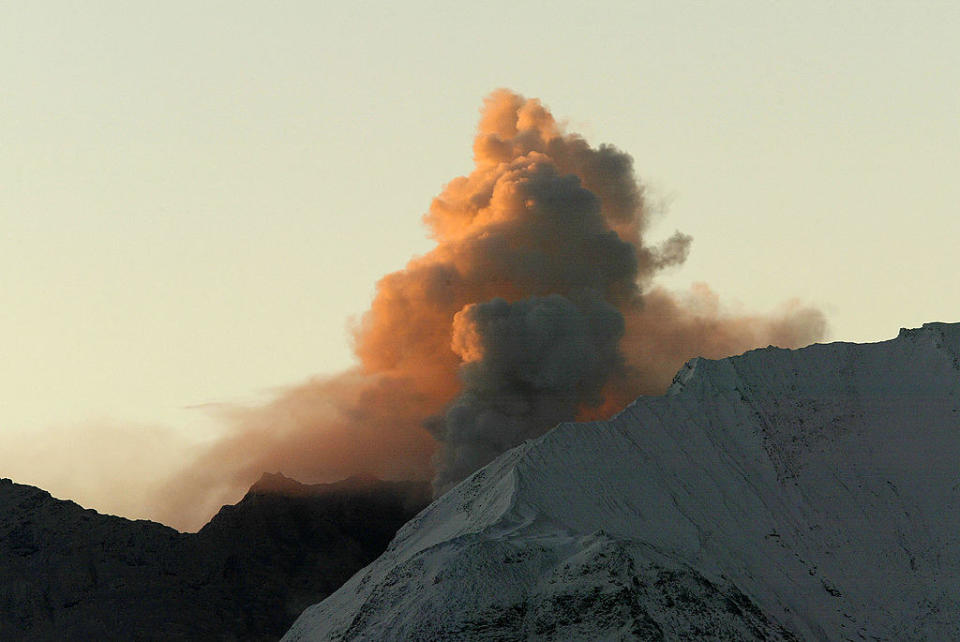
xmin=3 ymin=323 xmax=958 ymax=640
xmin=285 ymin=322 xmax=960 ymax=641
xmin=0 ymin=474 xmax=430 ymax=640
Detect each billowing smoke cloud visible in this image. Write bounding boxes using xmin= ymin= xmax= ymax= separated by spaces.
xmin=152 ymin=372 xmax=439 ymax=529
xmin=433 ymin=291 xmax=626 ymax=491
xmin=156 ymin=90 xmax=826 ymax=530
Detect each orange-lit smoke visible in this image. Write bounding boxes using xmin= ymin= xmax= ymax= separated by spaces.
xmin=156 ymin=90 xmax=826 ymax=530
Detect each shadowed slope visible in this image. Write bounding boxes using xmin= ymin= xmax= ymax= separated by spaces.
xmin=0 ymin=475 xmax=430 ymax=641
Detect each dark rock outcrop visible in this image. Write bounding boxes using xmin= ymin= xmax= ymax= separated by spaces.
xmin=0 ymin=474 xmax=430 ymax=641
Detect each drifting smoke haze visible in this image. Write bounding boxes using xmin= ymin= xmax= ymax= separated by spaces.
xmin=156 ymin=90 xmax=826 ymax=531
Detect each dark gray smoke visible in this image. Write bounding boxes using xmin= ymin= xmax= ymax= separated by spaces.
xmin=432 ymin=291 xmax=625 ymax=492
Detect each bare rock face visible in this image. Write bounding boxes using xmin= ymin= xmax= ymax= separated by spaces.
xmin=284 ymin=323 xmax=960 ymax=641
xmin=0 ymin=474 xmax=430 ymax=641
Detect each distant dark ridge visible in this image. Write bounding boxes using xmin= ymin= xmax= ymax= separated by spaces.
xmin=0 ymin=475 xmax=430 ymax=641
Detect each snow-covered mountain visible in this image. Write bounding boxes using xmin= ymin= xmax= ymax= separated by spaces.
xmin=284 ymin=322 xmax=960 ymax=641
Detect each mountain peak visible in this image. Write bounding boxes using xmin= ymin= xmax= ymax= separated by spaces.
xmin=248 ymin=471 xmax=308 ymax=496
xmin=284 ymin=321 xmax=960 ymax=641
xmin=246 ymin=471 xmax=392 ymax=498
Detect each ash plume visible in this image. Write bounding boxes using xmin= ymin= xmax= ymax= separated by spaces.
xmin=432 ymin=291 xmax=626 ymax=491
xmin=157 ymin=90 xmax=825 ymax=529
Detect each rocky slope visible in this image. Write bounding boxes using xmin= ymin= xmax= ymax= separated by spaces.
xmin=284 ymin=322 xmax=960 ymax=641
xmin=0 ymin=473 xmax=430 ymax=641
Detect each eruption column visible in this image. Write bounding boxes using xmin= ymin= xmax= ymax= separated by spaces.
xmin=157 ymin=90 xmax=825 ymax=530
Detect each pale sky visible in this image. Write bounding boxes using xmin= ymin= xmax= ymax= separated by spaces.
xmin=2 ymin=2 xmax=958 ymax=516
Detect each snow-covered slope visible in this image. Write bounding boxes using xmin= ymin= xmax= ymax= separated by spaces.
xmin=283 ymin=322 xmax=960 ymax=641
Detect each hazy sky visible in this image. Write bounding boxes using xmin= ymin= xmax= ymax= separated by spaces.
xmin=2 ymin=2 xmax=958 ymax=516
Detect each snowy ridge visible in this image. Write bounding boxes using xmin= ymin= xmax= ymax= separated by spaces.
xmin=284 ymin=323 xmax=960 ymax=641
